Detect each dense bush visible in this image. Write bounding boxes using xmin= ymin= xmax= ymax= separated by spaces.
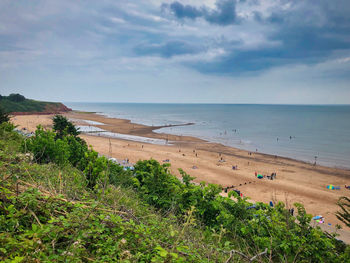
xmin=24 ymin=117 xmax=126 ymax=190
xmin=65 ymin=135 xmax=88 ymax=167
xmin=131 ymin=159 xmax=349 ymax=262
xmin=24 ymin=126 xmax=70 ymax=165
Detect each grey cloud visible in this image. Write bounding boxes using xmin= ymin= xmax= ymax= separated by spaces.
xmin=134 ymin=40 xmax=202 ymax=58
xmin=206 ymin=0 xmax=238 ymax=25
xmin=163 ymin=0 xmax=239 ymax=25
xmin=168 ymin=1 xmax=202 ymax=19
xmin=184 ymin=0 xmax=350 ymax=74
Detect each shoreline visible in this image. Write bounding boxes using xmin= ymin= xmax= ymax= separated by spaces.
xmin=71 ymin=111 xmax=350 ymax=171
xmin=11 ymin=112 xmax=350 ymax=233
xmin=74 ymin=110 xmax=350 ymax=171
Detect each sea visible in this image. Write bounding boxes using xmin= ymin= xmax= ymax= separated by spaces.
xmin=65 ymin=103 xmax=350 ymax=169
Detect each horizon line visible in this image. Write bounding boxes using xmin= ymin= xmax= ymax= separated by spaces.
xmin=64 ymin=101 xmax=350 ymax=106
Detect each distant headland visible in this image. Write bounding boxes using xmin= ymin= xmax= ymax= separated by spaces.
xmin=0 ymin=93 xmax=71 ymax=115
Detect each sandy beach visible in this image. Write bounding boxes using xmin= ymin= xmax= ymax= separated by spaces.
xmin=11 ymin=112 xmax=350 ymax=233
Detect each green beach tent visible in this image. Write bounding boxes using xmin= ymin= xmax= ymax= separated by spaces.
xmin=257 ymin=174 xmax=263 ymax=179
xmin=326 ymin=185 xmax=334 ymax=190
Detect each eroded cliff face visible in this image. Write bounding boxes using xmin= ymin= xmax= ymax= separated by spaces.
xmin=44 ymin=103 xmax=72 ymax=113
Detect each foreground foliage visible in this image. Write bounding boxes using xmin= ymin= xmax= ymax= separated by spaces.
xmin=337 ymin=197 xmax=350 ymax=228
xmin=0 ymin=106 xmax=9 ymax=124
xmin=0 ymin=123 xmax=231 ymax=262
xmin=1 ymin=119 xmax=349 ymax=262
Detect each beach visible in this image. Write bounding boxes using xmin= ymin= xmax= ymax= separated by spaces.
xmin=11 ymin=112 xmax=350 ymax=233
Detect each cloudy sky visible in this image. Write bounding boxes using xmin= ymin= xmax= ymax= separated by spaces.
xmin=1 ymin=0 xmax=350 ymax=104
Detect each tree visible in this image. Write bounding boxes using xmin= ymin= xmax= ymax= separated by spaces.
xmin=336 ymin=196 xmax=350 ymax=228
xmin=52 ymin=115 xmax=79 ymax=138
xmin=8 ymin=93 xmax=25 ymax=102
xmin=0 ymin=106 xmax=10 ymax=124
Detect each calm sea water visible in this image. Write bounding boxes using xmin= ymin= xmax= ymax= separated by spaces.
xmin=65 ymin=103 xmax=350 ymax=169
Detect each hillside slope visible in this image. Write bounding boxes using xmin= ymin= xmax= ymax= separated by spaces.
xmin=0 ymin=93 xmax=71 ymax=114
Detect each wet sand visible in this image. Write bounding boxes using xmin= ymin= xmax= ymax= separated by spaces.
xmin=11 ymin=112 xmax=350 ymax=233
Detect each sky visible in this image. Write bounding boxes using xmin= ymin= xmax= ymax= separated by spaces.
xmin=1 ymin=0 xmax=350 ymax=104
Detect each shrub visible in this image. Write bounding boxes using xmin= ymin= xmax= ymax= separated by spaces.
xmin=24 ymin=126 xmax=70 ymax=165
xmin=64 ymin=135 xmax=88 ymax=167
xmin=0 ymin=106 xmax=9 ymax=124
xmin=130 ymin=159 xmax=346 ymax=262
xmin=24 ymin=120 xmax=117 ymax=189
xmin=78 ymin=150 xmax=108 ymax=189
xmin=336 ymin=196 xmax=350 ymax=228
xmin=53 ymin=115 xmax=80 ymax=138
xmin=108 ymin=161 xmax=132 ymax=186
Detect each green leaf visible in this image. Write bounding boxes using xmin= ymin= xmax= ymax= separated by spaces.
xmin=10 ymin=256 xmax=25 ymax=263
xmin=155 ymin=246 xmax=168 ymax=258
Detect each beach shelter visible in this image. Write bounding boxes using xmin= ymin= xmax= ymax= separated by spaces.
xmin=257 ymin=174 xmax=263 ymax=179
xmin=312 ymin=215 xmax=323 ymax=220
xmin=327 ymin=185 xmax=335 ymax=190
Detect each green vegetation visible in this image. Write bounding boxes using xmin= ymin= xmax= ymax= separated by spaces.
xmin=0 ymin=93 xmax=68 ymax=113
xmin=0 ymin=106 xmax=10 ymax=124
xmin=1 ymin=116 xmax=349 ymax=262
xmin=52 ymin=115 xmax=80 ymax=138
xmin=337 ymin=197 xmax=350 ymax=228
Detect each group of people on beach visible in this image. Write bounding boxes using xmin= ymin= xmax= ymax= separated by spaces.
xmin=255 ymin=172 xmax=277 ymax=180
